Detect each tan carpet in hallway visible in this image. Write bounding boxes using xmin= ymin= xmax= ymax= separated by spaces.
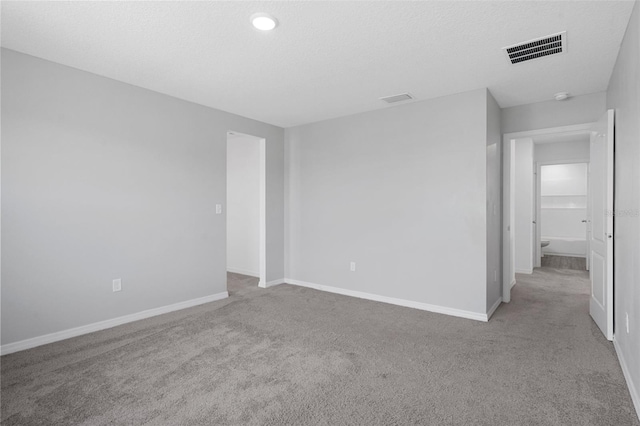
xmin=1 ymin=269 xmax=638 ymax=425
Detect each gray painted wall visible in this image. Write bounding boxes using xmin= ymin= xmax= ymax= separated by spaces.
xmin=285 ymin=89 xmax=489 ymax=315
xmin=1 ymin=49 xmax=285 ymax=345
xmin=486 ymin=91 xmax=502 ymax=310
xmin=502 ymin=92 xmax=606 ymax=134
xmin=534 ymin=140 xmax=590 ymax=163
xmin=606 ymin=0 xmax=640 ymax=415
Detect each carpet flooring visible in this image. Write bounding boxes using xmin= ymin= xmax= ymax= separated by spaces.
xmin=541 ymin=255 xmax=587 ymax=271
xmin=2 ymin=269 xmax=638 ymax=425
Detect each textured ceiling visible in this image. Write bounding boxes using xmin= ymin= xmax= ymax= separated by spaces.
xmin=1 ymin=1 xmax=635 ymax=128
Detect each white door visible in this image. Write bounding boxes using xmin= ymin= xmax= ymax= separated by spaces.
xmin=585 ymin=165 xmax=591 ymax=272
xmin=588 ymin=109 xmax=614 ymax=341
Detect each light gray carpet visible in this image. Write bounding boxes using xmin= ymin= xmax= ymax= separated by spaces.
xmin=227 ymin=272 xmax=261 ymax=297
xmin=2 ymin=269 xmax=638 ymax=425
xmin=541 ymin=255 xmax=587 ymax=271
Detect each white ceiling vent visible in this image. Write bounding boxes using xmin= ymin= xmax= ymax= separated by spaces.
xmin=380 ymin=93 xmax=414 ymax=104
xmin=503 ymin=31 xmax=566 ymax=65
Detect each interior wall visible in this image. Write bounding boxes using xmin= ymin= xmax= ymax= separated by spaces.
xmin=514 ymin=139 xmax=534 ymax=273
xmin=286 ymin=89 xmax=489 ymax=315
xmin=606 ymin=0 xmax=640 ymax=416
xmin=1 ymin=49 xmax=285 ymax=346
xmin=227 ymin=134 xmax=260 ymax=277
xmin=502 ymin=92 xmax=606 ymax=134
xmin=534 ymin=140 xmax=590 ymax=163
xmin=486 ymin=90 xmax=502 ymax=311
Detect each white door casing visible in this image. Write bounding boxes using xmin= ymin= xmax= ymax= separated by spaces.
xmin=588 ymin=109 xmax=614 ymax=341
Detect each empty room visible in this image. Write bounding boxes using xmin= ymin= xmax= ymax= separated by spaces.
xmin=1 ymin=1 xmax=639 ymax=425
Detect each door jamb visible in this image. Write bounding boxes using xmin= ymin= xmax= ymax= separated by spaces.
xmin=258 ymin=138 xmax=267 ymax=288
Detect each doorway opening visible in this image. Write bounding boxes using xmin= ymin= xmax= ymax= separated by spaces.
xmin=502 ymin=111 xmax=614 ymax=341
xmin=537 ymin=161 xmax=589 ymax=271
xmin=226 ymin=131 xmax=266 ymax=295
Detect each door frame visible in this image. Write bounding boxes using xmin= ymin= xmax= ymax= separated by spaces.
xmin=502 ymin=123 xmax=594 ymax=302
xmin=227 ymin=131 xmax=267 ymax=288
xmin=258 ymin=138 xmax=267 ymax=288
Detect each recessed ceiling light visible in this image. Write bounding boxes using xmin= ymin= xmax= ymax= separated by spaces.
xmin=554 ymin=92 xmax=570 ymax=101
xmin=251 ymin=13 xmax=278 ymax=31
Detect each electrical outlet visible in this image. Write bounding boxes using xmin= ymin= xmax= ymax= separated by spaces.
xmin=494 ymin=270 xmax=497 ymax=282
xmin=626 ymin=312 xmax=630 ymax=334
xmin=112 ymin=278 xmax=122 ymax=292
xmin=216 ymin=204 xmax=223 ymax=214
xmin=350 ymin=262 xmax=356 ymax=272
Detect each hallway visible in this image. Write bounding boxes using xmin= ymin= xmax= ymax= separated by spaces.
xmin=502 ymin=266 xmax=637 ymax=423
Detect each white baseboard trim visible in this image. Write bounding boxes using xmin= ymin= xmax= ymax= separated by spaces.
xmin=487 ymin=297 xmax=502 ymax=320
xmin=227 ymin=267 xmax=259 ymax=277
xmin=614 ymin=338 xmax=640 ymax=421
xmin=259 ymin=278 xmax=285 ymax=289
xmin=515 ymin=268 xmax=533 ymax=274
xmin=285 ymin=278 xmax=487 ymax=322
xmin=510 ymin=279 xmax=517 ymax=289
xmin=0 ymin=291 xmax=229 ymax=356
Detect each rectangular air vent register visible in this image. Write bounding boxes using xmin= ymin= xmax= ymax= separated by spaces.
xmin=379 ymin=93 xmax=414 ymax=104
xmin=503 ymin=31 xmax=566 ymax=64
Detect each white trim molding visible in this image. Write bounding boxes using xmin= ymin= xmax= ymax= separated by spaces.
xmin=0 ymin=291 xmax=229 ymax=356
xmin=515 ymin=268 xmax=533 ymax=274
xmin=614 ymin=338 xmax=640 ymax=420
xmin=487 ymin=298 xmax=503 ymax=320
xmin=227 ymin=267 xmax=259 ymax=277
xmin=503 ymin=123 xmax=594 ymax=141
xmin=260 ymin=278 xmax=285 ymax=289
xmin=285 ymin=278 xmax=489 ymax=322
